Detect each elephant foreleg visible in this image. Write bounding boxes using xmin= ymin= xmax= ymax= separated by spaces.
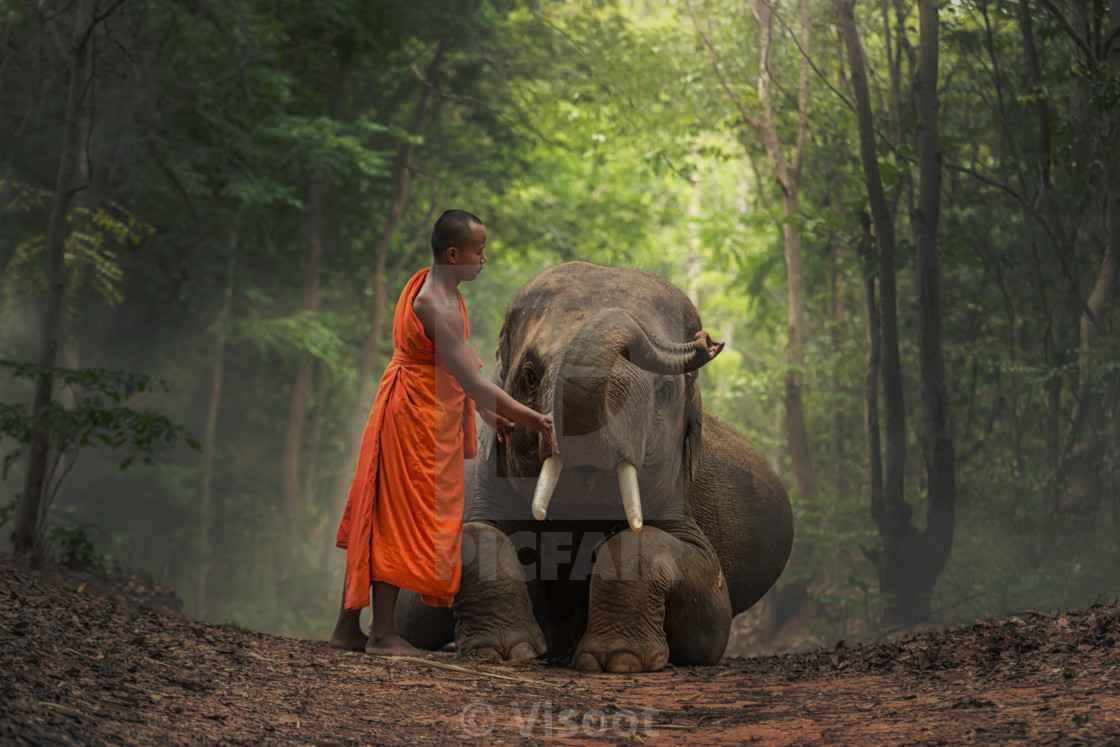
xmin=452 ymin=521 xmax=548 ymax=663
xmin=573 ymin=525 xmax=731 ymax=673
xmin=395 ymin=590 xmax=453 ymax=650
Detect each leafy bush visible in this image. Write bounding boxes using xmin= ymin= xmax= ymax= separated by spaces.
xmin=0 ymin=361 xmax=199 ymax=548
xmin=49 ymin=522 xmax=119 ymax=573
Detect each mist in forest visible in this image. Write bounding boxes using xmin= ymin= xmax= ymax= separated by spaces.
xmin=1 ymin=0 xmax=1117 ymax=653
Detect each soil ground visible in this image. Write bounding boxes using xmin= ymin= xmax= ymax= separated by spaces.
xmin=3 ymin=553 xmax=1119 ymax=746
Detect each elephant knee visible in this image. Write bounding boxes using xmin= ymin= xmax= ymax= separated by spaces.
xmin=459 ymin=522 xmax=523 ymax=585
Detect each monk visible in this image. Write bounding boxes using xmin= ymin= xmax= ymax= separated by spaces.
xmin=329 ymin=209 xmax=556 ymax=656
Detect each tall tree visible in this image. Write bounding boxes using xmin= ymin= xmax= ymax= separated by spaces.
xmin=198 ymin=242 xmax=238 ymax=618
xmin=836 ymin=0 xmax=955 ymax=625
xmin=685 ymin=0 xmax=818 ymax=503
xmin=15 ymin=0 xmax=125 ymax=564
xmin=1052 ymin=1 xmax=1120 ymax=513
xmin=684 ymin=0 xmax=820 ymax=642
xmin=282 ymin=61 xmax=347 ymax=540
xmin=910 ymin=0 xmax=956 ymax=620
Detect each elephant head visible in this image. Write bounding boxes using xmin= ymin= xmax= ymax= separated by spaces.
xmin=496 ymin=287 xmax=724 ymax=530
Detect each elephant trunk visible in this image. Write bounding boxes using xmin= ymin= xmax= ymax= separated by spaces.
xmin=555 ymin=308 xmax=713 ymax=441
xmin=569 ymin=308 xmax=716 ymax=376
xmin=531 ymin=308 xmax=714 ymax=532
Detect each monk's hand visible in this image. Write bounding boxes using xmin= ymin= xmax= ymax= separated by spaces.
xmin=494 ymin=415 xmax=514 ymax=444
xmin=538 ymin=412 xmax=558 ymax=455
xmin=480 ymin=407 xmax=514 ymax=443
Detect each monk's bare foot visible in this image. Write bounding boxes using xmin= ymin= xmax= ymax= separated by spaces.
xmin=365 ymin=633 xmax=421 ymax=656
xmin=329 ymin=624 xmax=368 ymax=651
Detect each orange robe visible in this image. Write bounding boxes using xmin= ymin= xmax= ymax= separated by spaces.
xmin=335 ymin=267 xmax=477 ymax=610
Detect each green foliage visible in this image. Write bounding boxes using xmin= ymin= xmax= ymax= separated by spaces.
xmin=261 ymin=114 xmax=393 ymax=181
xmin=0 ymin=179 xmax=51 ymax=213
xmin=1 ymin=190 xmax=152 ymax=315
xmin=49 ymin=522 xmax=119 ymax=573
xmin=0 ymin=495 xmax=17 ymax=526
xmin=0 ymin=362 xmax=199 ymax=480
xmin=229 ymin=310 xmax=347 ymax=371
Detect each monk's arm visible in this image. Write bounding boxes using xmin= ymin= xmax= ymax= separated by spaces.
xmin=427 ymin=304 xmax=555 ymax=448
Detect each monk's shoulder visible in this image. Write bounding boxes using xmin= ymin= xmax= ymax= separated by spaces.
xmin=412 ymin=284 xmax=463 ymax=334
xmin=411 ymin=283 xmax=433 ymax=316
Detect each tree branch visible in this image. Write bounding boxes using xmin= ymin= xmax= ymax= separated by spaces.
xmin=794 ymin=0 xmax=810 ymax=180
xmin=1035 ymin=0 xmax=1096 ymax=63
xmin=682 ymin=0 xmax=761 ymax=136
xmin=90 ymin=0 xmax=128 ymax=30
xmin=770 ymin=0 xmax=854 ymax=126
xmin=941 ymin=156 xmax=1105 ymax=338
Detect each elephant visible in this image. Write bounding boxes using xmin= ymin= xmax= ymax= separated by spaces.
xmin=397 ymin=261 xmax=794 ymax=672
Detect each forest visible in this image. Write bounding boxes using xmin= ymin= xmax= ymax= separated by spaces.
xmin=1 ymin=0 xmax=1117 ymax=653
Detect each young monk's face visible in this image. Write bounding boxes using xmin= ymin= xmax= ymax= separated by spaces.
xmin=454 ymin=223 xmax=487 ymax=281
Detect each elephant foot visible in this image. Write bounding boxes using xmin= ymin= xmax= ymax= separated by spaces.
xmin=573 ymin=635 xmax=669 ymax=673
xmin=465 ymin=639 xmax=543 ymax=664
xmin=572 ymin=527 xmax=679 ymax=673
xmin=457 ymin=619 xmax=547 ymax=664
xmin=453 ymin=522 xmax=548 ymax=665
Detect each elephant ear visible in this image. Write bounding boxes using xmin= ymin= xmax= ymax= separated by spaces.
xmin=497 ymin=319 xmax=511 ymax=383
xmin=683 ymin=370 xmax=704 ymax=484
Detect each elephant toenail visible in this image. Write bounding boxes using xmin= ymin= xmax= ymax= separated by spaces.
xmin=573 ymin=652 xmax=604 ymax=672
xmin=606 ymin=652 xmax=643 ymax=673
xmin=509 ymin=641 xmax=538 ymax=661
xmin=474 ymin=646 xmax=503 ymax=661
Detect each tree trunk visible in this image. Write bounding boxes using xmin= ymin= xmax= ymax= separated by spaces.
xmin=16 ymin=0 xmax=99 ymax=565
xmin=751 ymin=0 xmax=818 ymax=502
xmin=836 ymin=0 xmax=906 ymax=504
xmin=685 ymin=0 xmax=817 ymax=639
xmin=911 ymin=0 xmax=956 ymax=597
xmin=43 ymin=96 xmax=93 ymax=517
xmin=859 ymin=211 xmax=885 ymax=576
xmin=304 ymin=359 xmax=330 ymax=510
xmin=828 ymin=192 xmax=848 ymax=494
xmin=282 ymin=53 xmax=352 ymax=540
xmin=282 ymin=172 xmax=329 ymax=538
xmin=880 ymin=0 xmax=903 ymax=151
xmin=842 ymin=0 xmax=958 ymax=627
xmin=1055 ymin=3 xmax=1120 ymax=514
xmin=198 ymin=247 xmax=237 ymax=620
xmin=683 ymin=0 xmax=818 ymax=500
xmin=1066 ymin=0 xmax=1091 ymax=167
xmin=1014 ymin=0 xmax=1053 ymax=188
xmin=1016 ymin=0 xmax=1066 ymax=511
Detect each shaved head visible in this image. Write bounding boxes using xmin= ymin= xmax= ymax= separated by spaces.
xmin=431 ymin=210 xmax=484 ymax=258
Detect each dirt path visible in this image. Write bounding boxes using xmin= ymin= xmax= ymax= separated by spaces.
xmin=3 ymin=555 xmax=1119 ymax=745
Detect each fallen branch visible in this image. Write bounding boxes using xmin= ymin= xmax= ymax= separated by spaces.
xmin=377 ymin=655 xmax=557 ymax=687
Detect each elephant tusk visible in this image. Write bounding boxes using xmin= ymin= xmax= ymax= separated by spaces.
xmin=531 ymin=455 xmax=563 ymax=521
xmin=617 ymin=461 xmax=643 ymax=532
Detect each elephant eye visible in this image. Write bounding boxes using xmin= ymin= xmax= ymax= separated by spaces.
xmin=656 ymin=377 xmax=676 ymax=402
xmin=516 ymin=358 xmax=540 ymax=400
